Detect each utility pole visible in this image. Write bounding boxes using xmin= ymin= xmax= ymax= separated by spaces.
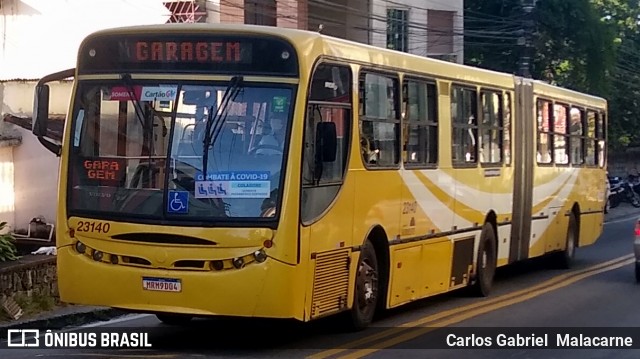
xmin=518 ymin=0 xmax=536 ymax=78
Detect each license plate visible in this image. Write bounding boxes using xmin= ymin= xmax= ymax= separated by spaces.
xmin=142 ymin=277 xmax=181 ymax=292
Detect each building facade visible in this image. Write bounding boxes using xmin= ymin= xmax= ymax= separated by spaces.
xmin=216 ymin=0 xmax=464 ymax=63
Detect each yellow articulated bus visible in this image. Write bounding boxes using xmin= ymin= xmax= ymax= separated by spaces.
xmin=32 ymin=24 xmax=607 ymax=329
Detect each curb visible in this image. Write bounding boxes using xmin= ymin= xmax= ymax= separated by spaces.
xmin=0 ymin=308 xmax=127 ymax=336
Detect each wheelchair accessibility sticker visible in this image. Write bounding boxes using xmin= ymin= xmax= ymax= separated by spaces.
xmin=168 ymin=190 xmax=189 ymax=214
xmin=194 ymin=171 xmax=270 ymax=199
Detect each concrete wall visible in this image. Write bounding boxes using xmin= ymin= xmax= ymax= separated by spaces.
xmin=608 ymin=152 xmax=640 ymax=177
xmin=204 ymin=0 xmax=221 ymax=23
xmin=0 ymin=146 xmax=16 ymax=231
xmin=0 ymin=256 xmax=58 ymax=300
xmin=0 ymin=80 xmax=71 ymax=231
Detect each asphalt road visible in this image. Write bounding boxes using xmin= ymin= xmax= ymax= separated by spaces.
xmin=2 ymin=209 xmax=640 ymax=358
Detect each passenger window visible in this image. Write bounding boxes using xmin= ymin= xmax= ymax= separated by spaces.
xmin=536 ymin=100 xmax=552 ymax=164
xmin=402 ymin=79 xmax=438 ymax=166
xmin=585 ymin=111 xmax=597 ymax=166
xmin=503 ymin=92 xmax=512 ymax=165
xmin=479 ymin=91 xmax=503 ymax=164
xmin=451 ymin=86 xmax=478 ymax=164
xmin=569 ymin=107 xmax=584 ymax=165
xmin=553 ymin=103 xmax=569 ymax=165
xmin=359 ymin=72 xmax=400 ymax=167
xmin=597 ymin=112 xmax=606 ymax=168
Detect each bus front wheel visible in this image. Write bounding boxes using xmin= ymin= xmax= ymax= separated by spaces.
xmin=349 ymin=240 xmax=379 ymax=330
xmin=469 ymin=223 xmax=497 ymax=297
xmin=156 ymin=313 xmax=193 ymax=325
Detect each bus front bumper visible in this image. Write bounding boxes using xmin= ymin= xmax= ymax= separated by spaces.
xmin=56 ymin=246 xmax=302 ymax=320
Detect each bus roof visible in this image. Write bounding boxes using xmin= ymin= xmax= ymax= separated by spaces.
xmin=82 ymin=23 xmax=606 ymax=106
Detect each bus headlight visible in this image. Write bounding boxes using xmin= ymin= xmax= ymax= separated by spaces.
xmin=92 ymin=250 xmax=103 ymax=261
xmin=232 ymin=257 xmax=245 ymax=269
xmin=254 ymin=250 xmax=267 ymax=263
xmin=75 ymin=241 xmax=86 ymax=254
xmin=210 ymin=260 xmax=224 ymax=271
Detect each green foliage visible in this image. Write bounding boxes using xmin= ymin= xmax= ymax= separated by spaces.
xmin=13 ymin=293 xmax=56 ymax=316
xmin=0 ymin=222 xmax=20 ymax=262
xmin=464 ymin=0 xmax=640 ymax=151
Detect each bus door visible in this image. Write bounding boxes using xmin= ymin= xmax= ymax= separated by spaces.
xmin=300 ymin=63 xmax=354 ymax=319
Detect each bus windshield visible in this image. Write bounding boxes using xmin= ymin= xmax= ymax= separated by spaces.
xmin=68 ymin=79 xmax=293 ymax=222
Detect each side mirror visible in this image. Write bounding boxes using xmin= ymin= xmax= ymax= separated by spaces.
xmin=315 ymin=122 xmax=337 ymax=163
xmin=31 ymin=68 xmax=75 ymax=156
xmin=32 ymin=84 xmax=50 ymax=137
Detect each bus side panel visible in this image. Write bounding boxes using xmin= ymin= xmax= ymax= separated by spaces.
xmin=576 ymin=168 xmax=606 ymax=247
xmin=388 ymin=239 xmax=451 ymax=308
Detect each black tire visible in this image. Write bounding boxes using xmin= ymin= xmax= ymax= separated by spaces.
xmin=555 ymin=213 xmax=578 ymax=269
xmin=632 ymin=193 xmax=640 ymax=208
xmin=348 ymin=241 xmax=379 ymax=331
xmin=635 ymin=262 xmax=640 ymax=283
xmin=610 ymin=196 xmax=620 ymax=209
xmin=469 ymin=223 xmax=497 ymax=297
xmin=156 ymin=314 xmax=193 ymax=325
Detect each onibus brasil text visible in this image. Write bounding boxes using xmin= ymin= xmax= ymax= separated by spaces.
xmin=7 ymin=330 xmax=152 ymax=348
xmin=447 ymin=333 xmax=634 ymax=348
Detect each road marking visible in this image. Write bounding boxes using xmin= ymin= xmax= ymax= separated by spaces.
xmin=307 ymin=253 xmax=634 ymax=359
xmin=337 ymin=257 xmax=633 ymax=358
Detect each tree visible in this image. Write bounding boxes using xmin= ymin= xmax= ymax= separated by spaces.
xmin=464 ymin=0 xmax=640 ymax=150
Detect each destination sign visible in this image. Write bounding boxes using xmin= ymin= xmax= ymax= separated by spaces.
xmin=78 ymin=33 xmax=298 ymax=76
xmin=131 ymin=41 xmax=246 ymax=64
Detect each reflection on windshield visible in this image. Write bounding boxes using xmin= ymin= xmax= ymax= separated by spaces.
xmin=68 ymin=80 xmax=293 ymax=222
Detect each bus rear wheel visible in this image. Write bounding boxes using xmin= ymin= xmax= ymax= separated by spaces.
xmin=348 ymin=240 xmax=379 ymax=331
xmin=554 ymin=213 xmax=578 ymax=269
xmin=469 ymin=223 xmax=497 ymax=297
xmin=156 ymin=314 xmax=193 ymax=325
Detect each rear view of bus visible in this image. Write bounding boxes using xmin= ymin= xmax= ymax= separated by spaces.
xmin=32 ymin=26 xmax=305 ymax=324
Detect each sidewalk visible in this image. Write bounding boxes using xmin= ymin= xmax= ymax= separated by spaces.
xmin=605 ymin=202 xmax=640 ymax=222
xmin=0 ymin=305 xmax=126 ymax=334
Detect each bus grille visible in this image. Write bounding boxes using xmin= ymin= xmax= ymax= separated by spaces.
xmin=311 ymin=249 xmax=350 ymax=318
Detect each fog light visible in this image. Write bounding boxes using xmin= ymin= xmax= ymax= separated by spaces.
xmin=210 ymin=260 xmax=224 ymax=271
xmin=75 ymin=241 xmax=86 ymax=254
xmin=110 ymin=254 xmax=118 ymax=264
xmin=232 ymin=257 xmax=245 ymax=269
xmin=254 ymin=250 xmax=267 ymax=263
xmin=92 ymin=250 xmax=103 ymax=261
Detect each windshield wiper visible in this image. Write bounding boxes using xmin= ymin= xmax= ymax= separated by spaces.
xmin=202 ymin=75 xmax=244 ymax=180
xmin=120 ymin=73 xmax=147 ymax=130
